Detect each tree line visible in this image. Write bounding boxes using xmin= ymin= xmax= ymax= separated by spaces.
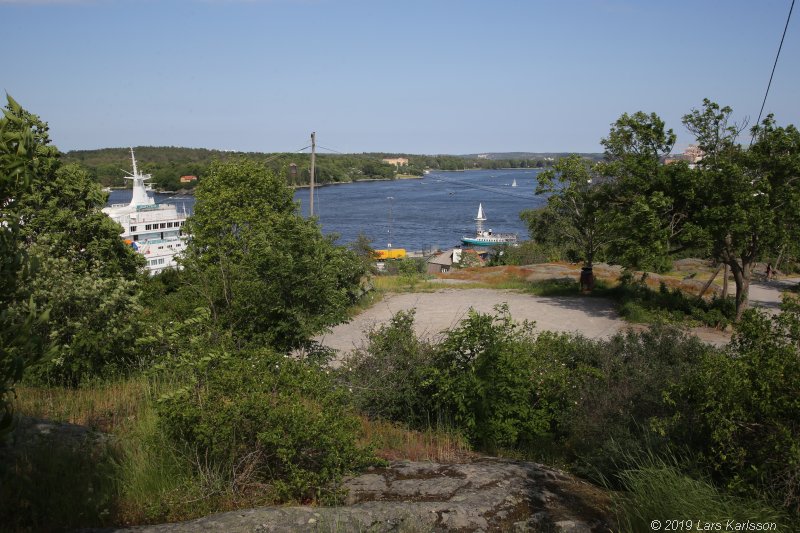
xmin=62 ymin=146 xmax=559 ymax=191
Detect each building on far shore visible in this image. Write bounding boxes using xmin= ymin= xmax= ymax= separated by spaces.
xmin=664 ymin=144 xmax=705 ymax=169
xmin=382 ymin=157 xmax=409 ymax=168
xmin=180 ymin=175 xmax=198 ymax=183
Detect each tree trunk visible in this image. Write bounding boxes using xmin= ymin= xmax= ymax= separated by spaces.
xmin=730 ymin=259 xmax=752 ymax=322
xmin=722 ymin=263 xmax=728 ymax=298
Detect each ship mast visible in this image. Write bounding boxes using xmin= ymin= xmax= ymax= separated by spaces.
xmin=126 ymin=147 xmax=154 ymax=208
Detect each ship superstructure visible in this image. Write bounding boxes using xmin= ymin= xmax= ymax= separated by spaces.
xmin=103 ymin=149 xmax=189 ymax=274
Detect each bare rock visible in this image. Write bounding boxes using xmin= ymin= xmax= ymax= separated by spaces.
xmin=115 ymin=458 xmax=613 ymax=532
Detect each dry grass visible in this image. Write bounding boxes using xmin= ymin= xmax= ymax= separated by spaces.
xmin=14 ymin=377 xmax=153 ymax=433
xmin=359 ymin=417 xmax=475 ymax=463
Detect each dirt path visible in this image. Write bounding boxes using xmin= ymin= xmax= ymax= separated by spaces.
xmin=318 ymin=289 xmax=724 ymax=365
xmin=748 ymin=277 xmax=800 ymax=314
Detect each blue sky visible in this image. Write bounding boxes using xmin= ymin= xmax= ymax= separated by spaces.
xmin=2 ymin=0 xmax=798 ymax=154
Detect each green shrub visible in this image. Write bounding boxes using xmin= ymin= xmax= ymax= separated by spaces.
xmin=613 ymin=274 xmax=735 ymax=328
xmin=499 ymin=240 xmax=572 ymax=265
xmin=565 ymin=326 xmax=714 ymax=480
xmin=339 ymin=310 xmax=436 ymax=426
xmin=660 ymin=300 xmax=800 ymax=513
xmin=156 ymin=349 xmax=375 ymax=502
xmin=426 ymin=305 xmax=596 ymax=452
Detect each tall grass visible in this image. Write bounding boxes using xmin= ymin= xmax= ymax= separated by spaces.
xmin=359 ymin=417 xmax=473 ymax=463
xmin=611 ymin=454 xmax=789 ymax=532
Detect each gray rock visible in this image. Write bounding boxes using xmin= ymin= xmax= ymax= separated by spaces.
xmin=112 ymin=458 xmax=613 ymax=532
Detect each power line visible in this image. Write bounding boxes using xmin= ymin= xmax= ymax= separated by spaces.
xmin=752 ymin=0 xmax=795 ymax=145
xmin=432 ymin=173 xmax=538 ymax=201
xmin=317 ymin=144 xmax=347 ymax=155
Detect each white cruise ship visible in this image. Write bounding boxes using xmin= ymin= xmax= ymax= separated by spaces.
xmin=103 ymin=149 xmax=189 ymax=274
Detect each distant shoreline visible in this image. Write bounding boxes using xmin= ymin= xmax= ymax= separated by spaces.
xmin=292 ymin=175 xmax=423 ymax=189
xmin=110 ymin=175 xmax=425 ymax=195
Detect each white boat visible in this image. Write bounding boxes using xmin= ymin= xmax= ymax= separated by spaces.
xmin=461 ymin=203 xmax=517 ymax=247
xmin=103 ymin=149 xmax=189 ymax=275
xmin=511 ymin=179 xmax=517 ymax=187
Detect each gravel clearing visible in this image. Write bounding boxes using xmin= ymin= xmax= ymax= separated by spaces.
xmin=317 ymin=289 xmax=625 ymax=366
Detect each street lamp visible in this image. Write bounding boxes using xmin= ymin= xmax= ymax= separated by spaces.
xmin=387 ymin=196 xmax=394 ymax=250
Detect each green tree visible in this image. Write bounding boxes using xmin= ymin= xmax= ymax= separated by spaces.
xmin=0 ymin=95 xmax=48 ymax=435
xmin=683 ymin=100 xmax=800 ymax=320
xmin=533 ymin=155 xmax=616 ymax=271
xmin=2 ymin=98 xmax=143 ymax=386
xmin=597 ymin=111 xmax=702 ymax=272
xmin=183 ymin=159 xmax=367 ymax=350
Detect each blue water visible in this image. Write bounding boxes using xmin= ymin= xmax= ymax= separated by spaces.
xmin=107 ymin=168 xmax=546 ymax=251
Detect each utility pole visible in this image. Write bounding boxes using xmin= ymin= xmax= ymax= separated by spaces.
xmin=387 ymin=196 xmax=394 ymax=249
xmin=309 ymin=132 xmax=316 ymax=217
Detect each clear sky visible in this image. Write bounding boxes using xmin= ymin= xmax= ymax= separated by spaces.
xmin=2 ymin=0 xmax=798 ymax=154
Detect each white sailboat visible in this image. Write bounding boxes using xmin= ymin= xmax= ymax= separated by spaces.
xmin=511 ymin=179 xmax=517 ymax=187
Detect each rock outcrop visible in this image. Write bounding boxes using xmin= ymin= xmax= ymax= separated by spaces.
xmin=120 ymin=459 xmax=613 ymax=532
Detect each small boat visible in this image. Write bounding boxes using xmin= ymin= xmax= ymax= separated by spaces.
xmin=461 ymin=203 xmax=517 ymax=247
xmin=511 ymin=179 xmax=517 ymax=187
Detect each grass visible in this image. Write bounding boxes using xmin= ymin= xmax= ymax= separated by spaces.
xmin=359 ymin=417 xmax=474 ymax=463
xmin=14 ymin=376 xmax=151 ymax=432
xmin=5 ymin=376 xmax=479 ymax=529
xmin=610 ymin=454 xmax=790 ymax=533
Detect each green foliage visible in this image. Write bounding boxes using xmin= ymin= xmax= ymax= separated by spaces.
xmin=660 ymin=299 xmax=800 ymax=512
xmin=156 ymin=350 xmax=375 ymax=502
xmin=2 ymin=105 xmax=144 ymax=387
xmin=496 ymin=239 xmax=575 ymax=265
xmin=429 ymin=306 xmax=598 ymax=453
xmin=13 ymin=248 xmax=142 ymax=386
xmin=613 ymin=275 xmax=735 ymax=328
xmin=533 ymin=155 xmax=615 ymax=267
xmin=340 ymin=310 xmax=436 ymax=426
xmin=0 ymin=95 xmax=52 ymax=435
xmin=182 ymin=158 xmax=366 ymax=350
xmin=564 ymin=326 xmax=712 ymax=480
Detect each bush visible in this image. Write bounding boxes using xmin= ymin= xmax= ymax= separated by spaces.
xmin=427 ymin=305 xmax=598 ymax=452
xmin=339 ymin=310 xmax=436 ymax=427
xmin=499 ymin=240 xmax=573 ymax=265
xmin=660 ymin=300 xmax=800 ymax=512
xmin=614 ymin=275 xmax=734 ymax=328
xmin=564 ymin=326 xmax=714 ymax=480
xmin=156 ymin=350 xmax=375 ymax=502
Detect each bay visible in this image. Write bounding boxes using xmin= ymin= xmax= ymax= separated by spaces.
xmin=106 ymin=168 xmax=545 ymax=252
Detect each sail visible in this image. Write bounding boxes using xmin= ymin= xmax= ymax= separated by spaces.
xmin=475 ymin=203 xmax=486 ymax=221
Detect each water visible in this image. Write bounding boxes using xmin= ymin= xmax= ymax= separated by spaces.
xmin=106 ymin=168 xmax=546 ymax=251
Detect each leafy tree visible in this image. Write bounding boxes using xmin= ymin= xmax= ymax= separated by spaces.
xmin=349 ymin=232 xmax=378 ymax=275
xmin=183 ymin=159 xmax=367 ymax=350
xmin=2 ymin=97 xmax=143 ymax=386
xmin=532 ymin=155 xmax=616 ymax=271
xmin=598 ymin=111 xmax=703 ymax=272
xmin=683 ymin=100 xmax=800 ymax=320
xmin=0 ymin=95 xmax=49 ymax=435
